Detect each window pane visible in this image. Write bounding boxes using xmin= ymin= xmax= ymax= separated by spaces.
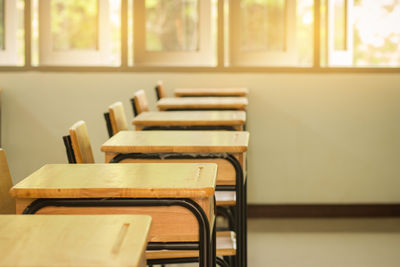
xmin=0 ymin=0 xmax=4 ymax=50
xmin=297 ymin=0 xmax=314 ymax=65
xmin=240 ymin=0 xmax=285 ymax=51
xmin=353 ymin=0 xmax=400 ymax=66
xmin=145 ymin=0 xmax=199 ymax=51
xmin=334 ymin=0 xmax=346 ymax=50
xmin=51 ymin=0 xmax=98 ymax=51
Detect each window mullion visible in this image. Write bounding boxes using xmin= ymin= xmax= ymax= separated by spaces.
xmin=314 ymin=0 xmax=321 ymax=68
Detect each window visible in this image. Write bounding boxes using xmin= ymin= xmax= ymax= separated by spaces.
xmin=0 ymin=0 xmax=399 ymax=69
xmin=229 ymin=0 xmax=314 ymax=66
xmin=0 ymin=0 xmax=18 ymax=65
xmin=36 ymin=0 xmax=119 ymax=66
xmin=321 ymin=0 xmax=400 ymax=67
xmin=133 ymin=0 xmax=215 ymax=66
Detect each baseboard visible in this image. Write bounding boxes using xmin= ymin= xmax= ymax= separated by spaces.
xmin=248 ymin=204 xmax=400 ymax=218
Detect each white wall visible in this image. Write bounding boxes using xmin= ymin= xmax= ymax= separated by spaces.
xmin=1 ymin=72 xmax=400 ymax=204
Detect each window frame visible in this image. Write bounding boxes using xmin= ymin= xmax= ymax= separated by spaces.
xmin=229 ymin=0 xmax=298 ymax=67
xmin=133 ymin=0 xmax=214 ymax=66
xmin=38 ymin=0 xmax=111 ymax=66
xmin=0 ymin=0 xmax=399 ymax=72
xmin=0 ymin=0 xmax=18 ymax=65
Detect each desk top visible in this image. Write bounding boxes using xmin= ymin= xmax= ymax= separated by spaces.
xmin=0 ymin=215 xmax=151 ymax=267
xmin=157 ymin=97 xmax=248 ymax=111
xmin=174 ymin=88 xmax=248 ymax=97
xmin=10 ymin=163 xmax=217 ymax=198
xmin=132 ymin=111 xmax=246 ymax=126
xmin=101 ymin=131 xmax=249 ymax=153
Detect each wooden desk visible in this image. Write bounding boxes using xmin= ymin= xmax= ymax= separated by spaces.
xmin=133 ymin=111 xmax=246 ymax=131
xmin=157 ymin=97 xmax=248 ymax=111
xmin=174 ymin=88 xmax=248 ymax=97
xmin=0 ymin=215 xmax=151 ymax=267
xmin=101 ymin=130 xmax=249 ymax=266
xmin=10 ymin=163 xmax=217 ymax=267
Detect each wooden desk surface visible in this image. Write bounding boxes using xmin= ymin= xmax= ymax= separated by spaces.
xmin=101 ymin=131 xmax=249 ymax=153
xmin=10 ymin=163 xmax=217 ymax=198
xmin=132 ymin=111 xmax=246 ymax=126
xmin=157 ymin=97 xmax=248 ymax=111
xmin=174 ymin=88 xmax=248 ymax=97
xmin=0 ymin=215 xmax=151 ymax=267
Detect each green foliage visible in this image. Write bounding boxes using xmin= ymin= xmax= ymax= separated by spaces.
xmin=145 ymin=0 xmax=198 ymax=51
xmin=51 ymin=0 xmax=98 ymax=51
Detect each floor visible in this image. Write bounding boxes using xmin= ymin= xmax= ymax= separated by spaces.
xmin=166 ymin=218 xmax=400 ymax=267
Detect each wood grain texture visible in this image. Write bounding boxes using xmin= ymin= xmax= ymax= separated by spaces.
xmin=156 ymin=81 xmax=167 ymax=99
xmin=103 ymin=156 xmax=242 ymax=186
xmin=146 ymin=231 xmax=236 ymax=259
xmin=69 ymin=120 xmax=95 ymax=163
xmin=132 ymin=111 xmax=246 ymax=126
xmin=10 ymin=163 xmax=217 ymax=198
xmin=157 ymin=97 xmax=248 ymax=111
xmin=0 ymin=149 xmax=15 ymax=214
xmin=134 ymin=90 xmax=150 ymax=115
xmin=15 ymin=198 xmax=214 ymax=242
xmin=109 ymin=101 xmax=129 ymax=135
xmin=101 ymin=131 xmax=249 ymax=153
xmin=0 ymin=215 xmax=151 ymax=267
xmin=174 ymin=87 xmax=248 ymax=97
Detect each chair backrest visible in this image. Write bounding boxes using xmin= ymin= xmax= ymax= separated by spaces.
xmin=131 ymin=90 xmax=149 ymax=116
xmin=69 ymin=121 xmax=95 ymax=163
xmin=155 ymin=81 xmax=166 ymax=100
xmin=109 ymin=101 xmax=129 ymax=135
xmin=0 ymin=149 xmax=15 ymax=214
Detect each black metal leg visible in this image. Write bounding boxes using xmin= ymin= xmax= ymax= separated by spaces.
xmin=23 ymin=198 xmax=211 ymax=267
xmin=216 ymin=257 xmax=230 ymax=267
xmin=109 ymin=153 xmax=245 ymax=267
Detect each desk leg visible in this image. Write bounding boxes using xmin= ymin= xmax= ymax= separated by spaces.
xmin=23 ymin=198 xmax=212 ymax=267
xmin=109 ymin=153 xmax=245 ymax=267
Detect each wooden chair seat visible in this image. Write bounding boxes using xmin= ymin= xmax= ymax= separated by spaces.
xmin=216 ymin=191 xmax=236 ymax=206
xmin=146 ymin=231 xmax=236 ymax=259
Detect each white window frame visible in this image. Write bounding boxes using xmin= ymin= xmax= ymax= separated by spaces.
xmin=133 ymin=0 xmax=213 ymax=66
xmin=0 ymin=0 xmax=18 ymax=65
xmin=327 ymin=0 xmax=353 ymax=66
xmin=229 ymin=0 xmax=297 ymax=67
xmin=38 ymin=0 xmax=111 ymax=66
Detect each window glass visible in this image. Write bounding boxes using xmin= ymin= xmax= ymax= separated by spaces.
xmin=240 ymin=0 xmax=285 ymax=51
xmin=145 ymin=0 xmax=199 ymax=51
xmin=334 ymin=0 xmax=346 ymax=50
xmin=297 ymin=0 xmax=314 ymax=65
xmin=353 ymin=0 xmax=400 ymax=66
xmin=0 ymin=0 xmax=4 ymax=50
xmin=51 ymin=0 xmax=98 ymax=51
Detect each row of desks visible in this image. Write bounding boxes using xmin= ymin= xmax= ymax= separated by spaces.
xmin=3 ymin=87 xmax=249 ymax=267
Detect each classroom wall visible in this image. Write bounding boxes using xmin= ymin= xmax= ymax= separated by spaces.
xmin=1 ymin=72 xmax=400 ymax=204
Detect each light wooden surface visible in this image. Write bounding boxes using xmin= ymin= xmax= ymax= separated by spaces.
xmin=132 ymin=111 xmax=246 ymax=127
xmin=11 ymin=163 xmax=217 ymax=198
xmin=11 ymin=163 xmax=216 ymax=242
xmin=157 ymin=97 xmax=248 ymax=111
xmin=69 ymin=120 xmax=95 ymax=163
xmin=156 ymin=81 xmax=167 ymax=99
xmin=174 ymin=87 xmax=248 ymax=97
xmin=146 ymin=231 xmax=236 ymax=259
xmin=134 ymin=90 xmax=150 ymax=115
xmin=109 ymin=101 xmax=129 ymax=134
xmin=0 ymin=215 xmax=151 ymax=267
xmin=101 ymin=131 xmax=249 ymax=153
xmin=0 ymin=149 xmax=15 ymax=214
